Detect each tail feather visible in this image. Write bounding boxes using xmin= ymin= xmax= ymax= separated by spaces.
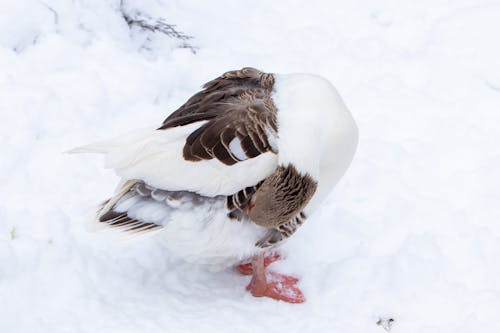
xmin=91 ymin=180 xmax=164 ymax=240
xmin=65 ymin=127 xmax=157 ymax=155
xmin=97 ymin=179 xmax=137 ymax=221
xmin=66 ymin=143 xmax=109 ymax=154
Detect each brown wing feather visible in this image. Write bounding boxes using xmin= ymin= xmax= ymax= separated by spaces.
xmin=158 ymin=67 xmax=278 ymax=165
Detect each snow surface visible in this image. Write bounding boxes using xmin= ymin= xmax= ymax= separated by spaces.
xmin=1 ymin=0 xmax=500 ymax=332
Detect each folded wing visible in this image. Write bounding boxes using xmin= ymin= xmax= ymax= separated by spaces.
xmin=71 ymin=68 xmax=279 ymax=197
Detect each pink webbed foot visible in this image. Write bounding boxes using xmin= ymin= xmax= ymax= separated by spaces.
xmin=236 ymin=252 xmax=281 ymax=275
xmin=246 ymin=270 xmax=305 ymax=303
xmin=240 ymin=252 xmax=305 ymax=303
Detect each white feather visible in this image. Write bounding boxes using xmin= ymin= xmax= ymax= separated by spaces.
xmin=273 ymin=73 xmax=358 ymax=212
xmin=71 ymin=122 xmax=278 ymax=197
xmin=228 ymin=137 xmax=248 ymax=161
xmin=104 ymin=185 xmax=267 ymax=268
xmin=72 ymin=73 xmax=358 ymax=267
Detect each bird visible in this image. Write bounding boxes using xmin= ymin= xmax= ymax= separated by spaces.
xmin=70 ymin=67 xmax=358 ymax=303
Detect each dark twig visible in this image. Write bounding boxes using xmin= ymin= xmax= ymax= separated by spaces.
xmin=122 ymin=11 xmax=197 ymax=54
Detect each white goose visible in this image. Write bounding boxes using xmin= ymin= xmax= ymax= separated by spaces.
xmin=71 ymin=67 xmax=358 ymax=303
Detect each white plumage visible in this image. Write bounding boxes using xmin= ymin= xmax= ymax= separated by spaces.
xmin=114 ymin=185 xmax=269 ymax=266
xmin=73 ymin=122 xmax=277 ymax=197
xmin=71 ymin=70 xmax=358 ymax=268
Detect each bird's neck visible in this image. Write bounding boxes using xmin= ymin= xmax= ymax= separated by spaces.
xmin=272 ymin=72 xmax=359 ymax=215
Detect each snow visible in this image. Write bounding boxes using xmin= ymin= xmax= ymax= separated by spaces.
xmin=1 ymin=0 xmax=500 ymax=332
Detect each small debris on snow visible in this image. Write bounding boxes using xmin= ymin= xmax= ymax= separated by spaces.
xmin=9 ymin=227 xmax=17 ymax=240
xmin=376 ymin=317 xmax=395 ymax=332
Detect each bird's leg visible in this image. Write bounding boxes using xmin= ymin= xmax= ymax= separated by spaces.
xmin=244 ymin=252 xmax=306 ymax=303
xmin=246 ymin=252 xmax=267 ymax=295
xmin=236 ymin=251 xmax=281 ymax=275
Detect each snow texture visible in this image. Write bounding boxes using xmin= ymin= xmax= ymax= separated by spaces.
xmin=1 ymin=0 xmax=500 ymax=332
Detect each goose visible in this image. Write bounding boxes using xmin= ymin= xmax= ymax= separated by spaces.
xmin=70 ymin=67 xmax=358 ymax=303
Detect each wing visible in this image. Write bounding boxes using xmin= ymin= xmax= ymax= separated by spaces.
xmin=71 ymin=68 xmax=279 ymax=197
xmin=159 ymin=67 xmax=278 ymax=165
xmin=95 ymin=180 xmax=222 ymax=237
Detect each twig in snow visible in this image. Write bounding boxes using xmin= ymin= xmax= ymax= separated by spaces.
xmin=122 ymin=11 xmax=198 ymax=54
